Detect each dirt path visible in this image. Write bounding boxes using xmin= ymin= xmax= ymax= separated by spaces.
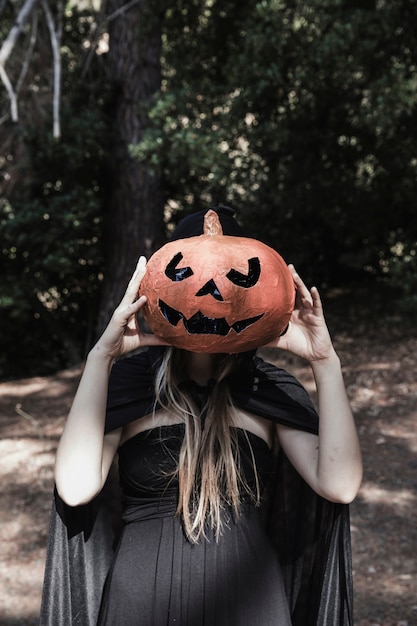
xmin=1 ymin=314 xmax=416 ymax=625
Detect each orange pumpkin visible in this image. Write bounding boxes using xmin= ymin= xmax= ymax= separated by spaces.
xmin=139 ymin=210 xmax=295 ymax=353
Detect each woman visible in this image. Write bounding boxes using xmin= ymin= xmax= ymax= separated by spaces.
xmin=42 ymin=208 xmax=362 ymax=626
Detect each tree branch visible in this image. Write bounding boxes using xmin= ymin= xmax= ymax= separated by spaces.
xmin=0 ymin=64 xmax=18 ymax=121
xmin=107 ymin=0 xmax=143 ymax=22
xmin=81 ymin=0 xmax=109 ymax=79
xmin=0 ymin=0 xmax=39 ymax=65
xmin=41 ymin=0 xmax=63 ymax=139
xmin=16 ymin=9 xmax=39 ymax=95
xmin=0 ymin=0 xmax=39 ymax=122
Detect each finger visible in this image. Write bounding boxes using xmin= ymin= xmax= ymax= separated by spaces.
xmin=121 ymin=257 xmax=147 ymax=305
xmin=126 ymin=295 xmax=147 ymax=318
xmin=289 ymin=265 xmax=313 ymax=307
xmin=125 ymin=295 xmax=147 ymax=319
xmin=311 ymin=286 xmax=323 ymax=313
xmin=113 ymin=295 xmax=147 ymax=327
xmin=127 ymin=256 xmax=147 ymax=290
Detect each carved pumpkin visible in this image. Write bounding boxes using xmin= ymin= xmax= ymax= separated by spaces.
xmin=139 ymin=210 xmax=295 ymax=353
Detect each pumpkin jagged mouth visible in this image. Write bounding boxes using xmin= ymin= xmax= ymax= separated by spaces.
xmin=158 ymin=299 xmax=264 ymax=335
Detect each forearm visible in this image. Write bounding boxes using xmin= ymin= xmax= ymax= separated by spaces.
xmin=311 ymin=350 xmax=362 ymax=502
xmin=54 ymin=257 xmax=160 ymax=505
xmin=54 ymin=346 xmax=114 ymax=505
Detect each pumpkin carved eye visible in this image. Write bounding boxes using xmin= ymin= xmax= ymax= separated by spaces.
xmin=226 ymin=257 xmax=261 ymax=288
xmin=139 ymin=210 xmax=295 ymax=353
xmin=165 ymin=252 xmax=194 ymax=281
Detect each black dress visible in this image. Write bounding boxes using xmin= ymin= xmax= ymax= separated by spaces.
xmin=40 ymin=349 xmax=354 ymax=626
xmin=98 ymin=424 xmax=292 ymax=625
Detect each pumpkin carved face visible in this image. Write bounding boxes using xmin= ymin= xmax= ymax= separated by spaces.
xmin=139 ymin=210 xmax=295 ymax=353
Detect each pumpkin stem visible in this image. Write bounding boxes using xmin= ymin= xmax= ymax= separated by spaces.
xmin=203 ymin=209 xmax=223 ymax=237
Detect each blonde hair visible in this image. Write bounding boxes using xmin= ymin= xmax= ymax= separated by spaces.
xmin=154 ymin=348 xmax=261 ymax=543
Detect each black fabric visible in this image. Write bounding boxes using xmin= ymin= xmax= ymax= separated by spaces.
xmin=40 ymin=348 xmax=354 ymax=626
xmin=98 ymin=426 xmax=292 ymax=625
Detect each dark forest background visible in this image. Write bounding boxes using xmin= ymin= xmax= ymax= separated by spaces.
xmin=1 ymin=0 xmax=416 ymax=381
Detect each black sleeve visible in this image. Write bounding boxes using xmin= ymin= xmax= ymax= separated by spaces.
xmin=105 ymin=347 xmax=165 ymax=433
xmin=229 ymin=354 xmax=319 ymax=435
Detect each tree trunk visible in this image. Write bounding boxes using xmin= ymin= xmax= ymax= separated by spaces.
xmin=97 ymin=0 xmax=166 ymax=334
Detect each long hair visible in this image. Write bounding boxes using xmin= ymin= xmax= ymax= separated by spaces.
xmin=154 ymin=348 xmax=262 ymax=543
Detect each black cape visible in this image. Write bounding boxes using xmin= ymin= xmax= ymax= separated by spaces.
xmin=40 ymin=348 xmax=354 ymax=625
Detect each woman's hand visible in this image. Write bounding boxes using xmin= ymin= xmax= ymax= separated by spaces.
xmin=266 ymin=265 xmax=335 ymax=363
xmin=55 ymin=256 xmax=167 ymax=507
xmin=269 ymin=266 xmax=363 ymax=503
xmin=93 ymin=256 xmax=165 ymax=361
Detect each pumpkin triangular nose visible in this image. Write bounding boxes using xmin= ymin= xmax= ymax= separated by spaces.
xmin=195 ymin=279 xmax=224 ymax=301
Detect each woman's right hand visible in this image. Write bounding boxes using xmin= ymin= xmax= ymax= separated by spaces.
xmin=92 ymin=256 xmax=166 ymax=361
xmin=55 ymin=256 xmax=167 ymax=507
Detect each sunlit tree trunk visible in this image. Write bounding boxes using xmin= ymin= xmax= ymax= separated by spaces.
xmin=97 ymin=0 xmax=166 ymax=333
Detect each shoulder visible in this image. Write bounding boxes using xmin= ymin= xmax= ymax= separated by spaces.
xmin=105 ymin=347 xmax=166 ymax=433
xmin=230 ymin=352 xmax=319 ymax=434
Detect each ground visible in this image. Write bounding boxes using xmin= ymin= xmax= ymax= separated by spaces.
xmin=0 ymin=293 xmax=416 ymax=626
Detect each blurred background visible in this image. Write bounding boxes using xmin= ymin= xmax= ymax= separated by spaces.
xmin=0 ymin=1 xmax=416 ymax=624
xmin=1 ymin=0 xmax=416 ymax=380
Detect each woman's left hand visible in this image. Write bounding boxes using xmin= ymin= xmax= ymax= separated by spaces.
xmin=265 ymin=265 xmax=335 ymax=363
xmin=268 ymin=266 xmax=363 ymax=504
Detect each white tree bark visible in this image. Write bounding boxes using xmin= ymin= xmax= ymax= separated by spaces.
xmin=42 ymin=0 xmax=63 ymax=139
xmin=0 ymin=0 xmax=39 ymax=122
xmin=16 ymin=10 xmax=39 ymax=95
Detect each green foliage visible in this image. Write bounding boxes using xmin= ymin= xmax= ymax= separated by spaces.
xmin=0 ymin=4 xmax=111 ymax=379
xmin=382 ymin=236 xmax=417 ymax=313
xmin=135 ymin=0 xmax=417 ymax=293
xmin=0 ymin=111 xmax=108 ymax=378
xmin=2 ymin=0 xmax=417 ymax=380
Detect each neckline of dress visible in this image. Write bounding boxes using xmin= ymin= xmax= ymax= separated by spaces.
xmin=179 ymin=378 xmax=217 ymax=392
xmin=119 ymin=423 xmax=271 ymax=452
